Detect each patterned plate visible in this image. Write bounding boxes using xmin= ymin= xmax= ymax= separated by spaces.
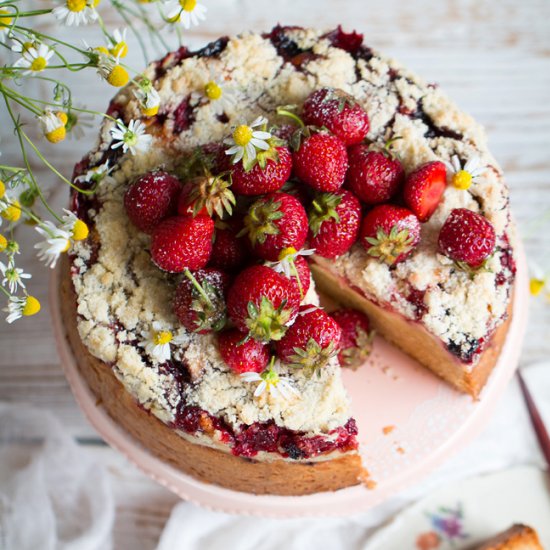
xmin=51 ymin=247 xmax=529 ymax=517
xmin=365 ymin=465 xmax=550 ymax=549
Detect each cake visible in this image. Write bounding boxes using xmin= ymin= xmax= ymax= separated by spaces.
xmin=60 ymin=26 xmax=516 ymax=495
xmin=477 ymin=524 xmax=544 ymax=550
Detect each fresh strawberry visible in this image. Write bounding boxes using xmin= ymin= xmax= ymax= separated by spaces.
xmin=438 ymin=208 xmax=496 ymax=268
xmin=271 ymin=251 xmax=311 ymax=299
xmin=308 ymin=190 xmax=362 ymax=258
xmin=241 ymin=192 xmax=308 ymax=261
xmin=403 ymin=161 xmax=447 ymax=222
xmin=227 ymin=265 xmax=300 ymax=342
xmin=302 ymin=88 xmax=370 ymax=146
xmin=124 ymin=171 xmax=181 ymax=232
xmin=209 ymin=219 xmax=247 ymax=272
xmin=275 ymin=305 xmax=342 ymax=376
xmin=345 ymin=144 xmax=404 ymax=204
xmin=331 ymin=309 xmax=372 ymax=369
xmin=151 ymin=215 xmax=214 ymax=272
xmin=173 ymin=268 xmax=229 ymax=333
xmin=231 ymin=146 xmax=292 ymax=195
xmin=292 ymin=132 xmax=348 ymax=192
xmin=360 ymin=204 xmax=420 ymax=265
xmin=218 ymin=329 xmax=270 ymax=374
xmin=177 ymin=173 xmax=235 ymax=218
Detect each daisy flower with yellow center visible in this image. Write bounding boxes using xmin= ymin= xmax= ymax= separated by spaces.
xmin=447 ymin=155 xmax=486 ymax=191
xmin=108 ymin=28 xmax=128 ymax=58
xmin=0 ymin=260 xmax=31 ymax=294
xmin=11 ymin=39 xmax=37 ymax=54
xmin=74 ymin=161 xmax=110 ymax=185
xmin=34 ymin=221 xmax=71 ymax=268
xmin=110 ymin=118 xmax=152 ymax=155
xmin=38 ymin=110 xmax=67 ymax=144
xmin=201 ymin=69 xmax=237 ymax=115
xmin=53 ymin=0 xmax=100 ymax=26
xmin=4 ymin=295 xmax=41 ymax=323
xmin=164 ymin=0 xmax=207 ymax=28
xmin=140 ymin=321 xmax=187 ymax=363
xmin=241 ymin=359 xmax=300 ymax=401
xmin=529 ymin=261 xmax=549 ymax=299
xmin=134 ymin=82 xmax=161 ymax=117
xmin=0 ymin=190 xmax=22 ymax=224
xmin=14 ymin=44 xmax=54 ymax=76
xmin=96 ymin=53 xmax=129 ymax=87
xmin=61 ymin=209 xmax=89 ymax=242
xmin=224 ymin=116 xmax=272 ymax=165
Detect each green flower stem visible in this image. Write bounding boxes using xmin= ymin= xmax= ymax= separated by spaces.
xmin=14 ymin=25 xmax=91 ymax=56
xmin=4 ymin=95 xmax=62 ymax=221
xmin=276 ymin=107 xmax=304 ymax=128
xmin=183 ymin=268 xmax=213 ymax=308
xmin=0 ymin=286 xmax=12 ymax=299
xmin=0 ymin=84 xmax=42 ymax=115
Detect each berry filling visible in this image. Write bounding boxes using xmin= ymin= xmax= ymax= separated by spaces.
xmin=173 ymin=405 xmax=358 ymax=460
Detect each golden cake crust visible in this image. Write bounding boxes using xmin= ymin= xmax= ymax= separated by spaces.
xmin=60 ymin=259 xmax=364 ymax=495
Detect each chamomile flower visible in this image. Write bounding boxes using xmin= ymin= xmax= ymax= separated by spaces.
xmin=38 ymin=110 xmax=66 ymax=144
xmin=96 ymin=54 xmax=129 ymax=87
xmin=13 ymin=43 xmax=54 ymax=76
xmin=61 ymin=209 xmax=89 ymax=241
xmin=447 ymin=155 xmax=486 ymax=191
xmin=164 ymin=0 xmax=207 ymax=29
xmin=11 ymin=39 xmax=36 ymax=54
xmin=0 ymin=261 xmax=31 ymax=294
xmin=269 ymin=247 xmax=316 ymax=279
xmin=110 ymin=118 xmax=152 ymax=155
xmin=53 ymin=0 xmax=100 ymax=26
xmin=74 ymin=161 xmax=110 ymax=185
xmin=0 ymin=9 xmax=13 ymax=41
xmin=134 ymin=82 xmax=161 ymax=117
xmin=0 ymin=190 xmax=22 ymax=224
xmin=241 ymin=360 xmax=300 ymax=401
xmin=200 ymin=69 xmax=237 ymax=115
xmin=224 ymin=116 xmax=272 ymax=165
xmin=34 ymin=221 xmax=71 ymax=269
xmin=529 ymin=261 xmax=548 ymax=298
xmin=4 ymin=295 xmax=41 ymax=323
xmin=108 ymin=28 xmax=128 ymax=58
xmin=140 ymin=321 xmax=186 ymax=363
xmin=0 ymin=234 xmax=7 ymax=252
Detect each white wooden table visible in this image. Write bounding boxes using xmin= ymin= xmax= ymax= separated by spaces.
xmin=1 ymin=1 xmax=550 ymax=548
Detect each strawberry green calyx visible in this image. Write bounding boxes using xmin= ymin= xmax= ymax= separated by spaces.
xmin=288 ymin=338 xmax=338 ymax=378
xmin=188 ymin=173 xmax=235 ymax=218
xmin=454 ymin=255 xmax=494 ymax=279
xmin=240 ymin=197 xmax=283 ymax=246
xmin=308 ymin=192 xmax=342 ymax=237
xmin=245 ymin=296 xmax=292 ymax=342
xmin=365 ymin=226 xmax=415 ymax=266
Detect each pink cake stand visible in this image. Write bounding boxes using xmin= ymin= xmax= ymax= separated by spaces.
xmin=51 ymin=247 xmax=528 ymax=518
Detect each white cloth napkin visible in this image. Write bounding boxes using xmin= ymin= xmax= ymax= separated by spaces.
xmin=0 ymin=402 xmax=114 ymax=550
xmin=157 ymin=362 xmax=549 ymax=550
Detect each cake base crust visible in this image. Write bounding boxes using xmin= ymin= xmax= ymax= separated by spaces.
xmin=60 ymin=261 xmax=363 ymax=496
xmin=310 ymin=260 xmax=513 ymax=398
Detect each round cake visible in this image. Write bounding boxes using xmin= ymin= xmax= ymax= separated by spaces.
xmin=61 ymin=26 xmax=516 ymax=496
